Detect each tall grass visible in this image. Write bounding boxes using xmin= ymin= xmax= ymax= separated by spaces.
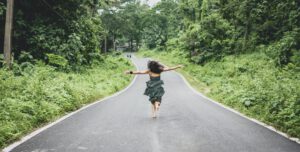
xmin=0 ymin=55 xmax=133 ymax=148
xmin=138 ymin=50 xmax=300 ymax=138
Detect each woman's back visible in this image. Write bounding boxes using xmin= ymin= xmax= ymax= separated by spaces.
xmin=148 ymin=71 xmax=161 ymax=78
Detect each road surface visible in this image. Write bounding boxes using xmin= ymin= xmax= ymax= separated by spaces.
xmin=8 ymin=57 xmax=300 ymax=152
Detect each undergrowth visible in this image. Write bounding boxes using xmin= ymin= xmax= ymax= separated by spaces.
xmin=0 ymin=55 xmax=133 ymax=149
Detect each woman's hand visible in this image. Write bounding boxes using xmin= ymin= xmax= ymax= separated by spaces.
xmin=176 ymin=65 xmax=184 ymax=68
xmin=124 ymin=70 xmax=132 ymax=74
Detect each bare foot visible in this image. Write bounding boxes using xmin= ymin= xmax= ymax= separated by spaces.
xmin=152 ymin=111 xmax=156 ymax=118
xmin=152 ymin=114 xmax=157 ymax=119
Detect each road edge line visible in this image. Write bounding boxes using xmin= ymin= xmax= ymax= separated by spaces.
xmin=3 ymin=56 xmax=138 ymax=152
xmin=176 ymin=71 xmax=300 ymax=144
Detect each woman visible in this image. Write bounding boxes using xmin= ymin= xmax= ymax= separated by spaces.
xmin=126 ymin=60 xmax=182 ymax=118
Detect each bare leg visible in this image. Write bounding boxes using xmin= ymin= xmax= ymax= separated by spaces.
xmin=151 ymin=103 xmax=156 ymax=118
xmin=155 ymin=101 xmax=160 ymax=111
xmin=153 ymin=101 xmax=161 ymax=118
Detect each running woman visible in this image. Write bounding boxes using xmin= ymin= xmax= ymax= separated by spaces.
xmin=126 ymin=60 xmax=183 ymax=118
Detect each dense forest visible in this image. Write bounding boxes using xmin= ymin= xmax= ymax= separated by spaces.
xmin=0 ymin=0 xmax=299 ymax=149
xmin=2 ymin=0 xmax=299 ymax=67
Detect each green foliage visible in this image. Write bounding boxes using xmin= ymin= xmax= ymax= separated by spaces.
xmin=71 ymin=17 xmax=104 ymax=63
xmin=0 ymin=2 xmax=4 ymax=16
xmin=46 ymin=53 xmax=68 ymax=68
xmin=142 ymin=10 xmax=169 ymax=48
xmin=0 ymin=55 xmax=133 ymax=148
xmin=99 ymin=1 xmax=150 ymax=52
xmin=19 ymin=52 xmax=33 ymax=63
xmin=0 ymin=1 xmax=105 ymax=67
xmin=138 ymin=49 xmax=300 ymax=139
xmin=265 ymin=28 xmax=300 ymax=67
xmin=181 ymin=13 xmax=236 ymax=64
xmin=142 ymin=0 xmax=181 ymax=48
xmin=291 ymin=49 xmax=300 ymax=68
xmin=98 ymin=0 xmax=182 ymax=51
xmin=172 ymin=0 xmax=300 ymax=64
xmin=0 ymin=54 xmax=3 ymax=66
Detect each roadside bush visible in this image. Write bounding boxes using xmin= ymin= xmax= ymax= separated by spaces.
xmin=46 ymin=53 xmax=68 ymax=68
xmin=0 ymin=55 xmax=133 ymax=148
xmin=180 ymin=13 xmax=236 ymax=64
xmin=265 ymin=28 xmax=300 ymax=67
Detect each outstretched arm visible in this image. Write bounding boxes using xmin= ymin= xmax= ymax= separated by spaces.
xmin=125 ymin=70 xmax=149 ymax=75
xmin=163 ymin=65 xmax=183 ymax=72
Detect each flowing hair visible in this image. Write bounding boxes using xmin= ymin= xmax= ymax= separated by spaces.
xmin=147 ymin=60 xmax=164 ymax=74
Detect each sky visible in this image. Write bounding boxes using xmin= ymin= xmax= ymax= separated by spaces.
xmin=142 ymin=0 xmax=160 ymax=7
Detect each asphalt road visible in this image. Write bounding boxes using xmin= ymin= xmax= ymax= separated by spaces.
xmin=9 ymin=56 xmax=300 ymax=152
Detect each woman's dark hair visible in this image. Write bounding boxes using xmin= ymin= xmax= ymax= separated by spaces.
xmin=147 ymin=60 xmax=164 ymax=74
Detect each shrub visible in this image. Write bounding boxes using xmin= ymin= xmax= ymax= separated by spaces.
xmin=180 ymin=13 xmax=236 ymax=64
xmin=0 ymin=55 xmax=133 ymax=148
xmin=46 ymin=53 xmax=68 ymax=68
xmin=265 ymin=28 xmax=300 ymax=67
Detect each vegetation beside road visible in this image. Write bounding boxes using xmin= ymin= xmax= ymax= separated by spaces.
xmin=138 ymin=50 xmax=300 ymax=139
xmin=0 ymin=54 xmax=133 ymax=148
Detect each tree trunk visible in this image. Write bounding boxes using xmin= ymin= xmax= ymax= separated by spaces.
xmin=113 ymin=34 xmax=116 ymax=51
xmin=104 ymin=36 xmax=107 ymax=53
xmin=130 ymin=39 xmax=133 ymax=52
xmin=136 ymin=39 xmax=139 ymax=50
xmin=242 ymin=24 xmax=249 ymax=52
xmin=92 ymin=0 xmax=98 ymax=16
xmin=191 ymin=41 xmax=195 ymax=58
xmin=3 ymin=0 xmax=14 ymax=69
xmin=198 ymin=0 xmax=202 ymax=21
xmin=243 ymin=9 xmax=251 ymax=52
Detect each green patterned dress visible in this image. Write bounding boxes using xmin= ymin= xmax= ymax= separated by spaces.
xmin=144 ymin=76 xmax=165 ymax=104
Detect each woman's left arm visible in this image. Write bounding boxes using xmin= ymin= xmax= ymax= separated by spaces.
xmin=163 ymin=65 xmax=183 ymax=72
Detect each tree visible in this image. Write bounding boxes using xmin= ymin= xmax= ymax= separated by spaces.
xmin=0 ymin=0 xmax=105 ymax=68
xmin=3 ymin=0 xmax=14 ymax=68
